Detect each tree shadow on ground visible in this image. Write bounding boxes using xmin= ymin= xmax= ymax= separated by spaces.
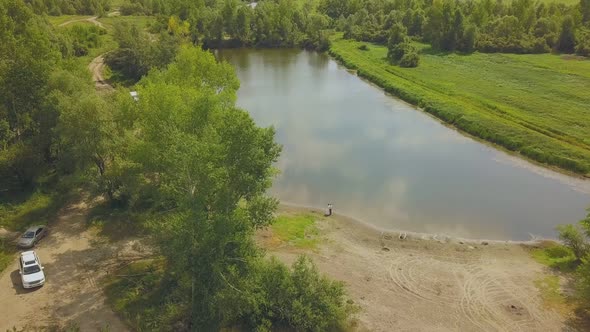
xmin=564 ymin=308 xmax=590 ymax=331
xmin=86 ymin=200 xmax=148 ymax=243
xmin=40 ymin=245 xmax=127 ymax=330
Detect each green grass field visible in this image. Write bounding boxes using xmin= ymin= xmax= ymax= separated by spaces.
xmin=329 ymin=37 xmax=590 ymax=176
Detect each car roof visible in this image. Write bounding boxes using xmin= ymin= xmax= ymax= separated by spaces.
xmin=25 ymin=225 xmax=44 ymax=232
xmin=20 ymin=251 xmax=36 ymax=262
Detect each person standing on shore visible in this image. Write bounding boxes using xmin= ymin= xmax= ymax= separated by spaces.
xmin=325 ymin=203 xmax=333 ymax=217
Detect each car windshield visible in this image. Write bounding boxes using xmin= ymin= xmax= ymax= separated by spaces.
xmin=23 ymin=265 xmax=41 ymax=274
xmin=22 ymin=231 xmax=35 ymax=238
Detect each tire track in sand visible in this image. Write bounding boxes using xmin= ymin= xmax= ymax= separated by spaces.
xmin=387 ymin=248 xmax=557 ymax=331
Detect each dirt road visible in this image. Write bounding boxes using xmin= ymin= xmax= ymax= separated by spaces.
xmin=0 ymin=200 xmax=131 ymax=331
xmin=58 ymin=16 xmax=105 ymax=29
xmin=88 ymin=55 xmax=114 ymax=91
xmin=57 ymin=16 xmax=113 ymax=92
xmin=262 ymin=206 xmax=569 ymax=332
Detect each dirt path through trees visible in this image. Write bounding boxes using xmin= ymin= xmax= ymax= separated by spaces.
xmin=58 ymin=16 xmax=105 ymax=29
xmin=58 ymin=16 xmax=114 ymax=91
xmin=88 ymin=54 xmax=114 ymax=91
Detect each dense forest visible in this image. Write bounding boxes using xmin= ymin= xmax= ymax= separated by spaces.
xmin=19 ymin=0 xmax=590 ymax=55
xmin=25 ymin=0 xmax=110 ymax=15
xmin=108 ymin=0 xmax=590 ymax=55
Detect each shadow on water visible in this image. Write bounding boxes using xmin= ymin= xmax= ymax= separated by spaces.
xmin=307 ymin=50 xmax=330 ymax=69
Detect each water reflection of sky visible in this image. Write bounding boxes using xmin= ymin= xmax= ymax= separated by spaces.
xmin=218 ymin=49 xmax=590 ymax=240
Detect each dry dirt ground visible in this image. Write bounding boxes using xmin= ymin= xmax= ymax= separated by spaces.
xmin=58 ymin=16 xmax=105 ymax=29
xmin=88 ymin=55 xmax=114 ymax=92
xmin=259 ymin=206 xmax=569 ymax=332
xmin=0 ymin=200 xmax=143 ymax=331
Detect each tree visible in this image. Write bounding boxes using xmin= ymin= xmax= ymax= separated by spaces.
xmin=387 ymin=23 xmax=409 ymax=62
xmin=105 ymin=22 xmax=180 ymax=82
xmin=129 ymin=47 xmax=281 ymax=328
xmin=533 ymin=17 xmax=558 ymax=48
xmin=557 ymin=15 xmax=576 ymax=53
xmin=576 ymin=28 xmax=590 ymax=56
xmin=56 ymin=91 xmax=123 ymax=199
xmin=220 ymin=0 xmax=238 ymax=37
xmin=235 ymin=6 xmax=252 ymax=43
xmin=387 ymin=23 xmax=420 ymax=67
xmin=0 ymin=0 xmax=60 ymax=189
xmin=457 ymin=24 xmax=477 ymax=53
xmin=440 ymin=7 xmax=464 ymax=51
xmin=400 ymin=51 xmax=420 ymax=67
xmin=582 ymin=0 xmax=590 ymax=24
xmin=167 ymin=15 xmax=190 ymax=37
xmin=557 ymin=224 xmax=588 ymax=262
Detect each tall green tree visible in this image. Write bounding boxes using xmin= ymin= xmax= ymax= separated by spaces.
xmin=128 ymin=47 xmax=281 ymax=328
xmin=235 ymin=6 xmax=252 ymax=43
xmin=557 ymin=15 xmax=576 ymax=53
xmin=387 ymin=22 xmax=409 ymax=62
xmin=582 ymin=0 xmax=590 ymax=24
xmin=0 ymin=0 xmax=60 ymax=188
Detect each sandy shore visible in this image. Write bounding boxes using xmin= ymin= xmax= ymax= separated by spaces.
xmin=257 ymin=205 xmax=569 ymax=332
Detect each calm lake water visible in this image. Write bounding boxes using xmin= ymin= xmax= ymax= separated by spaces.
xmin=217 ymin=49 xmax=590 ymax=240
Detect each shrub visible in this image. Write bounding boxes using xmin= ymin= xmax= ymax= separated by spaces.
xmin=576 ymin=29 xmax=590 ymax=57
xmin=66 ymin=25 xmax=105 ymax=57
xmin=233 ymin=256 xmax=357 ymax=332
xmin=557 ymin=224 xmax=588 ymax=262
xmin=400 ymin=51 xmax=420 ymax=67
xmin=530 ymin=37 xmax=550 ymax=54
xmin=120 ymin=3 xmax=145 ymax=16
xmin=576 ymin=259 xmax=590 ymax=309
xmin=357 ymin=44 xmax=369 ymax=51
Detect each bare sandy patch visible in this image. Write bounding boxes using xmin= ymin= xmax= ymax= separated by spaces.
xmin=260 ymin=206 xmax=569 ymax=332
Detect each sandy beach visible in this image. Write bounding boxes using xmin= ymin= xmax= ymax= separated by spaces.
xmin=258 ymin=205 xmax=569 ymax=332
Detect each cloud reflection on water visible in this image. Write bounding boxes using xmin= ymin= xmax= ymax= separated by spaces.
xmin=218 ymin=49 xmax=590 ymax=240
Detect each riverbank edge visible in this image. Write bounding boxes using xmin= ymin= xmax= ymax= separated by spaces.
xmin=279 ymin=202 xmax=550 ymax=245
xmin=327 ymin=40 xmax=590 ymax=179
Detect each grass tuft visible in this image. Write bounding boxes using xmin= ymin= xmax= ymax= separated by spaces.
xmin=531 ymin=243 xmax=578 ymax=273
xmin=271 ymin=214 xmax=320 ymax=249
xmin=534 ymin=275 xmax=575 ymax=316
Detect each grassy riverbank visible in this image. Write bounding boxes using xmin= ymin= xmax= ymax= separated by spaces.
xmin=329 ymin=36 xmax=590 ymax=176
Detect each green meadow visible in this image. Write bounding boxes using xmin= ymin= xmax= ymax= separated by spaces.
xmin=329 ymin=37 xmax=590 ymax=176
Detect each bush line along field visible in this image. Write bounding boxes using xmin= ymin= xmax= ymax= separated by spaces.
xmin=329 ymin=36 xmax=590 ymax=176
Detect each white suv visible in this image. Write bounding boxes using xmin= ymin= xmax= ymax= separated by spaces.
xmin=19 ymin=251 xmax=46 ymax=289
